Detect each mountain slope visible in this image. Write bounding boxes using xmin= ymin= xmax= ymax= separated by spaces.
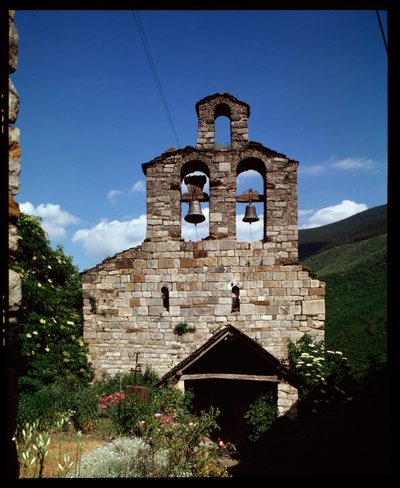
xmin=299 ymin=204 xmax=387 ymax=260
xmin=301 ymin=233 xmax=387 ymax=377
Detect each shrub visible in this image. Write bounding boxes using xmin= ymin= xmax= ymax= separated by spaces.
xmin=287 ymin=334 xmax=351 ymax=394
xmin=244 ymin=392 xmax=278 ymax=442
xmin=13 ymin=214 xmax=94 ymax=392
xmin=287 ymin=334 xmax=353 ymax=411
xmin=17 ymin=387 xmax=65 ymax=432
xmin=72 ymin=437 xmax=172 ymax=478
xmin=92 ymin=367 xmax=159 ymax=397
xmin=97 ymin=384 xmax=231 ymax=477
xmin=17 ymin=379 xmax=100 ymax=433
xmin=173 ymin=322 xmax=196 ymax=336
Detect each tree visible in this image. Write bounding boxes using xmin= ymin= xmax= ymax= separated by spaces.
xmin=12 ymin=214 xmax=93 ymax=392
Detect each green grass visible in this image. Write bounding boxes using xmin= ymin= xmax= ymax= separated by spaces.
xmin=302 ymin=234 xmax=387 ymax=378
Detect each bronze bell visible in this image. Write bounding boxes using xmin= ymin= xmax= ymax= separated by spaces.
xmin=185 ymin=200 xmax=206 ymax=225
xmin=242 ymin=203 xmax=259 ymax=223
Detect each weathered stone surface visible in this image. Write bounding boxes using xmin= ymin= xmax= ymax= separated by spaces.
xmin=9 ymin=268 xmax=21 ymax=311
xmin=302 ymin=299 xmax=325 ymax=315
xmin=9 ymin=19 xmax=19 ymax=73
xmin=9 ymin=128 xmax=20 ymax=195
xmin=9 ymin=193 xmax=20 ymax=221
xmin=9 ymin=10 xmax=21 ymax=321
xmin=9 ymin=223 xmax=19 ymax=254
xmin=8 ymin=79 xmax=19 ymax=123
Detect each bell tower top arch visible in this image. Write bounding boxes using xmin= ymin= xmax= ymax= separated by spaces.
xmin=195 ymin=93 xmax=250 ymax=150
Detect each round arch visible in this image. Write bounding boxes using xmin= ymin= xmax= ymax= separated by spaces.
xmin=180 ymin=159 xmax=210 ymax=241
xmin=236 ymin=157 xmax=266 ymax=242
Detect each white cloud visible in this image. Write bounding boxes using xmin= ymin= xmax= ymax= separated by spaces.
xmin=298 ymin=209 xmax=315 ymax=217
xmin=298 ymin=209 xmax=315 ymax=228
xmin=20 ymin=202 xmax=80 ymax=239
xmin=107 ymin=189 xmax=122 ymax=203
xmin=299 ymin=164 xmax=326 ymax=176
xmin=300 ymin=157 xmax=378 ymax=176
xmin=72 ymin=215 xmax=146 ymax=261
xmin=130 ymin=180 xmax=146 ymax=193
xmin=300 ymin=200 xmax=368 ymax=229
xmin=332 ymin=157 xmax=375 ymax=171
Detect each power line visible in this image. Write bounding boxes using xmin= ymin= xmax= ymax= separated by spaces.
xmin=131 ymin=10 xmax=181 ymax=148
xmin=375 ymin=10 xmax=388 ymax=55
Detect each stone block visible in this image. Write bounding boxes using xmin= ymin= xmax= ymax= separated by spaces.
xmin=302 ymin=299 xmax=325 ymax=315
xmin=209 ymin=212 xmax=223 ymax=222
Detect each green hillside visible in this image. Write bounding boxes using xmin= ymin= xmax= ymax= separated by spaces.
xmin=299 ymin=204 xmax=387 ymax=260
xmin=301 ymin=233 xmax=387 ymax=378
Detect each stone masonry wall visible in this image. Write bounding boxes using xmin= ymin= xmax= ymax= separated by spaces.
xmin=9 ymin=10 xmax=21 ymax=326
xmin=82 ymin=239 xmax=324 ymax=379
xmin=277 ymin=382 xmax=299 ymax=419
xmin=196 ymin=93 xmax=250 ymax=149
xmin=144 ymin=147 xmax=298 ymax=246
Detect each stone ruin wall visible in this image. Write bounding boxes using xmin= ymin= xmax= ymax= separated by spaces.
xmin=9 ymin=10 xmax=21 ymax=337
xmin=82 ymin=143 xmax=325 ymax=379
xmin=7 ymin=10 xmax=21 ymax=479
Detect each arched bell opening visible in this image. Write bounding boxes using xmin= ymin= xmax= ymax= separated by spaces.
xmin=236 ymin=159 xmax=265 ymax=242
xmin=214 ymin=103 xmax=232 ymax=149
xmin=181 ymin=161 xmax=210 ymax=241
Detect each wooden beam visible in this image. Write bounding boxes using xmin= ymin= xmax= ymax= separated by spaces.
xmin=236 ymin=190 xmax=264 ymax=203
xmin=181 ymin=192 xmax=209 ymax=202
xmin=180 ymin=373 xmax=279 ymax=382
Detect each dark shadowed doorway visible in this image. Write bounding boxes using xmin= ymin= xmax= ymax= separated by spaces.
xmin=186 ymin=378 xmax=277 ymax=447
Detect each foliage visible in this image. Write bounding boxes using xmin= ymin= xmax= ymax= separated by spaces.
xmin=17 ymin=379 xmax=100 ymax=433
xmin=92 ymin=367 xmax=159 ymax=397
xmin=244 ymin=392 xmax=278 ymax=442
xmin=16 ymin=370 xmax=157 ymax=435
xmin=72 ymin=437 xmax=171 ymax=478
xmin=15 ymin=373 xmax=232 ymax=478
xmin=12 ymin=213 xmax=94 ymax=392
xmin=288 ymin=335 xmax=350 ymax=386
xmin=301 ymin=234 xmax=387 ymax=378
xmin=98 ymin=384 xmax=232 ymax=477
xmin=14 ymin=421 xmax=86 ymax=479
xmin=174 ymin=321 xmax=196 ymax=336
xmin=100 ymin=384 xmax=189 ymax=436
xmin=14 ymin=421 xmax=51 ymax=478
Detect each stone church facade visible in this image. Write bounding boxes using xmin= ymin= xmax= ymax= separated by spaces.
xmin=82 ymin=94 xmax=325 ymax=413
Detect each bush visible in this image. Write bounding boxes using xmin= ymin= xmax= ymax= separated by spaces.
xmin=92 ymin=367 xmax=159 ymax=397
xmin=17 ymin=388 xmax=64 ymax=432
xmin=286 ymin=334 xmax=353 ymax=412
xmin=13 ymin=214 xmax=94 ymax=392
xmin=72 ymin=437 xmax=173 ymax=478
xmin=97 ymin=384 xmax=231 ymax=477
xmin=244 ymin=392 xmax=278 ymax=442
xmin=287 ymin=334 xmax=351 ymax=395
xmin=17 ymin=379 xmax=101 ymax=433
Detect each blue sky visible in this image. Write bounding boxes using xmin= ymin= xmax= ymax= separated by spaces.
xmin=12 ymin=9 xmax=388 ymax=271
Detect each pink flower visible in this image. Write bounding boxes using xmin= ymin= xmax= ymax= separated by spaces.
xmin=154 ymin=413 xmax=162 ymax=418
xmin=218 ymin=440 xmax=225 ymax=447
xmin=161 ymin=416 xmax=172 ymax=424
